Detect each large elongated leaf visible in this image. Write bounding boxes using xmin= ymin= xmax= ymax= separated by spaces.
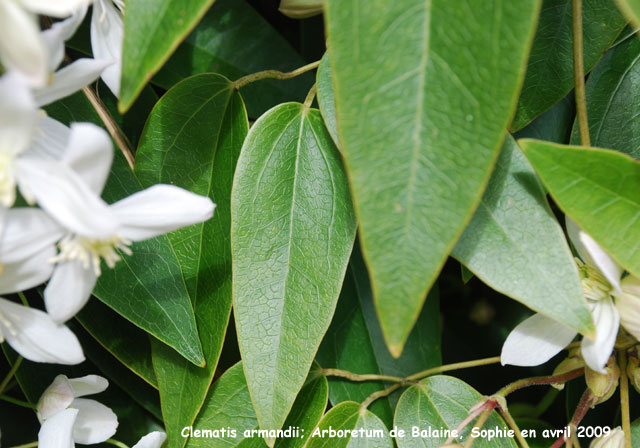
xmin=325 ymin=0 xmax=541 ymax=355
xmin=232 ymin=103 xmax=356 ymax=444
xmin=616 ymin=0 xmax=640 ymax=27
xmin=512 ymin=0 xmax=626 ymax=131
xmin=316 ymin=54 xmax=339 ymax=148
xmin=135 ymin=73 xmax=247 ymax=448
xmin=519 ymin=139 xmax=640 ymax=277
xmin=394 ymin=376 xmax=517 ymax=447
xmin=452 ymin=136 xmax=594 ymax=336
xmin=316 ymin=246 xmax=441 ymax=428
xmin=570 ymin=36 xmax=640 ymax=159
xmin=153 ymin=0 xmax=311 ymax=117
xmin=44 ymin=91 xmax=204 ymax=367
xmin=119 ymin=0 xmax=216 ymax=111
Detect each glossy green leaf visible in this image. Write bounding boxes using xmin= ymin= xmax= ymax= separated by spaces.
xmin=232 ymin=103 xmax=356 ymax=443
xmin=616 ymin=0 xmax=640 ymax=27
xmin=452 ymin=136 xmax=593 ymax=336
xmin=325 ymin=0 xmax=540 ymax=355
xmin=515 ymin=93 xmax=575 ymax=144
xmin=153 ymin=0 xmax=311 ymax=117
xmin=394 ymin=375 xmax=517 ymax=447
xmin=570 ymin=36 xmax=640 ymax=159
xmin=512 ymin=0 xmax=626 ymax=131
xmin=188 ymin=363 xmax=328 ymax=448
xmin=135 ymin=73 xmax=248 ymax=448
xmin=632 ymin=418 xmax=640 ymax=445
xmin=44 ymin=90 xmax=204 ymax=367
xmin=316 ymin=246 xmax=441 ymax=427
xmin=305 ymin=402 xmax=393 ymax=448
xmin=316 ymin=54 xmax=339 ymax=148
xmin=519 ymin=139 xmax=640 ymax=277
xmin=120 ymin=0 xmax=216 ymax=111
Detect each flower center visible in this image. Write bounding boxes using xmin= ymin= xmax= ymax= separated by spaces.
xmin=577 ymin=258 xmax=612 ymax=302
xmin=0 ymin=152 xmax=16 ymax=208
xmin=51 ymin=234 xmax=132 ymax=276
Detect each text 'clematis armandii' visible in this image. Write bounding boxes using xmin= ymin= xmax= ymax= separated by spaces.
xmin=501 ymin=218 xmax=640 ymax=373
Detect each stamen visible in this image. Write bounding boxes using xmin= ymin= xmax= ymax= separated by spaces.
xmin=50 ymin=234 xmax=132 ymax=276
xmin=576 ymin=258 xmax=612 ymax=302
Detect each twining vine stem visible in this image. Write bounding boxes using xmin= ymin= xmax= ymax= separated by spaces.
xmin=572 ymin=0 xmax=590 ymax=147
xmin=232 ymin=60 xmax=321 ymax=89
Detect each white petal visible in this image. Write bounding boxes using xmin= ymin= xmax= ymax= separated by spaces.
xmin=0 ymin=73 xmax=38 ymax=155
xmin=501 ymin=313 xmax=577 ymax=366
xmin=616 ymin=287 xmax=640 ymax=343
xmin=34 ymin=58 xmax=112 ymax=107
xmin=0 ymin=244 xmax=56 ymax=294
xmin=621 ymin=275 xmax=640 ymax=296
xmin=38 ymin=408 xmax=78 ymax=448
xmin=91 ymin=0 xmax=123 ymax=97
xmin=112 ymin=185 xmax=215 ymax=241
xmin=16 ymin=157 xmax=120 ymax=239
xmin=37 ymin=374 xmax=74 ymax=421
xmin=62 ymin=123 xmax=113 ymax=194
xmin=44 ymin=260 xmax=98 ymax=323
xmin=133 ymin=431 xmax=167 ymax=448
xmin=42 ymin=6 xmax=89 ymax=70
xmin=0 ymin=4 xmax=47 ymax=86
xmin=71 ymin=398 xmax=118 ymax=444
xmin=0 ymin=208 xmax=62 ymax=263
xmin=581 ymin=298 xmax=619 ymax=373
xmin=28 ymin=117 xmax=71 ymax=161
xmin=0 ymin=298 xmax=85 ymax=365
xmin=69 ymin=375 xmax=109 ymax=397
xmin=20 ymin=0 xmax=91 ymax=18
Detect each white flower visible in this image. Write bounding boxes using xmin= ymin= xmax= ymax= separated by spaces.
xmin=590 ymin=427 xmax=624 ymax=448
xmin=0 ymin=0 xmax=92 ymax=86
xmin=501 ymin=218 xmax=628 ymax=373
xmin=91 ymin=0 xmax=124 ymax=97
xmin=37 ymin=374 xmax=118 ymax=447
xmin=133 ymin=431 xmax=167 ymax=448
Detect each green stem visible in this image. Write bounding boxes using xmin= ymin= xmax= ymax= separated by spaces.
xmin=7 ymin=442 xmax=38 ymax=448
xmin=0 ymin=356 xmax=23 ymax=394
xmin=303 ymin=83 xmax=317 ymax=109
xmin=0 ymin=394 xmax=36 ymax=409
xmin=497 ymin=368 xmax=583 ymax=397
xmin=359 ymin=381 xmax=406 ymax=412
xmin=106 ymin=439 xmax=130 ymax=448
xmin=17 ymin=291 xmax=29 ymax=307
xmin=532 ymin=388 xmax=559 ymax=418
xmin=406 ymin=356 xmax=502 ymax=382
xmin=464 ymin=402 xmax=496 ymax=448
xmin=498 ymin=406 xmax=530 ymax=448
xmin=572 ymin=0 xmax=591 ymax=146
xmin=619 ymin=350 xmax=632 ymax=448
xmin=233 ymin=60 xmax=321 ymax=89
xmin=322 ymin=368 xmax=403 ymax=383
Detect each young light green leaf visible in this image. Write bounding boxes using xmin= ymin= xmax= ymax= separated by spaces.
xmin=452 ymin=136 xmax=594 ymax=337
xmin=152 ymin=0 xmax=310 ymax=117
xmin=305 ymin=402 xmax=393 ymax=448
xmin=512 ymin=0 xmax=626 ymax=131
xmin=135 ymin=73 xmax=248 ymax=448
xmin=394 ymin=376 xmax=517 ymax=447
xmin=232 ymin=103 xmax=356 ymax=444
xmin=325 ymin=0 xmax=541 ymax=356
xmin=570 ymin=36 xmax=640 ymax=159
xmin=616 ymin=0 xmax=640 ymax=27
xmin=519 ymin=139 xmax=640 ymax=277
xmin=316 ymin=54 xmax=339 ymax=149
xmin=119 ymin=0 xmax=216 ymax=112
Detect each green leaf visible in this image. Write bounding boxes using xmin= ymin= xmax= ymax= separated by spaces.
xmin=316 ymin=54 xmax=339 ymax=149
xmin=305 ymin=402 xmax=393 ymax=448
xmin=120 ymin=0 xmax=216 ymax=111
xmin=514 ymin=93 xmax=575 ymax=144
xmin=570 ymin=35 xmax=640 ymax=159
xmin=152 ymin=0 xmax=311 ymax=118
xmin=519 ymin=139 xmax=640 ymax=277
xmin=135 ymin=73 xmax=248 ymax=448
xmin=316 ymin=246 xmax=441 ymax=427
xmin=452 ymin=136 xmax=594 ymax=336
xmin=394 ymin=375 xmax=517 ymax=447
xmin=188 ymin=363 xmax=328 ymax=448
xmin=325 ymin=0 xmax=541 ymax=355
xmin=232 ymin=103 xmax=356 ymax=443
xmin=616 ymin=0 xmax=640 ymax=27
xmin=512 ymin=0 xmax=626 ymax=131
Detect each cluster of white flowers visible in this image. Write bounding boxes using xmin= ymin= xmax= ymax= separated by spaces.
xmin=0 ymin=1 xmax=213 ymax=445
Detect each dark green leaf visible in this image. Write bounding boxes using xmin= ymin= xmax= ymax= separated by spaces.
xmin=512 ymin=0 xmax=626 ymax=131
xmin=316 ymin=54 xmax=339 ymax=148
xmin=232 ymin=103 xmax=356 ymax=443
xmin=325 ymin=0 xmax=541 ymax=355
xmin=616 ymin=0 xmax=640 ymax=27
xmin=514 ymin=93 xmax=575 ymax=144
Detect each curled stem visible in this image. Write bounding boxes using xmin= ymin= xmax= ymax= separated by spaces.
xmin=572 ymin=0 xmax=590 ymax=146
xmin=619 ymin=349 xmax=632 ymax=448
xmin=232 ymin=60 xmax=321 ymax=89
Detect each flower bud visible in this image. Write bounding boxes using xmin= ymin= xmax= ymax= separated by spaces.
xmin=626 ymin=349 xmax=640 ymax=394
xmin=589 ymin=427 xmax=624 ymax=448
xmin=585 ymin=358 xmax=619 ymax=404
xmin=616 ymin=276 xmax=640 ymax=342
xmin=551 ymin=350 xmax=584 ymax=390
xmin=279 ymin=0 xmax=323 ymax=18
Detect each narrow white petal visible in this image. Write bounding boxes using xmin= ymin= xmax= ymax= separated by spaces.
xmin=20 ymin=0 xmax=91 ymax=18
xmin=44 ymin=260 xmax=98 ymax=323
xmin=62 ymin=123 xmax=113 ymax=194
xmin=37 ymin=374 xmax=74 ymax=421
xmin=0 ymin=244 xmax=56 ymax=294
xmin=133 ymin=431 xmax=167 ymax=448
xmin=581 ymin=298 xmax=619 ymax=373
xmin=34 ymin=58 xmax=113 ymax=107
xmin=28 ymin=117 xmax=71 ymax=161
xmin=91 ymin=0 xmax=123 ymax=97
xmin=71 ymin=398 xmax=118 ymax=444
xmin=0 ymin=3 xmax=47 ymax=86
xmin=38 ymin=408 xmax=78 ymax=448
xmin=0 ymin=298 xmax=85 ymax=365
xmin=616 ymin=287 xmax=640 ymax=343
xmin=0 ymin=208 xmax=62 ymax=263
xmin=69 ymin=375 xmax=109 ymax=397
xmin=501 ymin=313 xmax=577 ymax=366
xmin=16 ymin=157 xmax=120 ymax=239
xmin=0 ymin=73 xmax=38 ymax=155
xmin=42 ymin=6 xmax=89 ymax=70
